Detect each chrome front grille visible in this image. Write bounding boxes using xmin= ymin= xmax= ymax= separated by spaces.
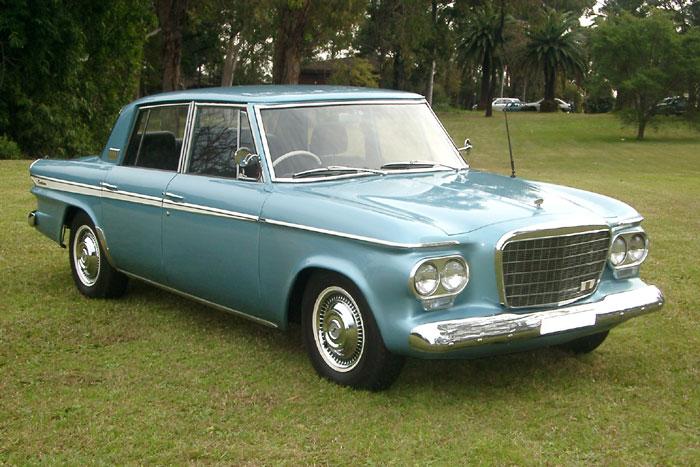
xmin=499 ymin=229 xmax=611 ymax=308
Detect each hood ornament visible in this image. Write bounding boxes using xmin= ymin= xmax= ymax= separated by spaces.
xmin=534 ymin=198 xmax=544 ymax=209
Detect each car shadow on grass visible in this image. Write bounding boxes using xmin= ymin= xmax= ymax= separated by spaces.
xmin=123 ymin=279 xmax=304 ymax=354
xmin=121 ymin=279 xmax=623 ymax=396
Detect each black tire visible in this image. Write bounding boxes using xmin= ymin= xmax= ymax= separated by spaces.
xmin=68 ymin=212 xmax=128 ymax=298
xmin=301 ymin=271 xmax=405 ymax=391
xmin=558 ymin=330 xmax=609 ymax=354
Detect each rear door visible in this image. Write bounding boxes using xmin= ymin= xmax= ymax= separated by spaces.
xmin=102 ymin=103 xmax=191 ymax=283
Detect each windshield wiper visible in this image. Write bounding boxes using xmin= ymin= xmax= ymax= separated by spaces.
xmin=292 ymin=166 xmax=386 ymax=179
xmin=380 ymin=160 xmax=461 ymax=172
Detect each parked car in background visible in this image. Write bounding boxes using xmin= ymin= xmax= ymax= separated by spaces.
xmin=522 ymin=98 xmax=572 ymax=112
xmin=655 ymin=96 xmax=687 ymax=115
xmin=28 ymin=85 xmax=663 ymax=390
xmin=492 ymin=98 xmax=523 ymax=111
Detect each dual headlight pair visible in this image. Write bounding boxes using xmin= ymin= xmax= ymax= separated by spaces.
xmin=410 ymin=255 xmax=469 ymax=299
xmin=609 ymin=230 xmax=648 ymax=268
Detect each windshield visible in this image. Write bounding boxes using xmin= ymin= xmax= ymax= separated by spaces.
xmin=259 ymin=103 xmax=467 ymax=180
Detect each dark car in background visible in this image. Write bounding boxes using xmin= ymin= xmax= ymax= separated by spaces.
xmin=655 ymin=96 xmax=687 ymax=115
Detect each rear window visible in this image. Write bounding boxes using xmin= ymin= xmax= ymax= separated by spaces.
xmin=123 ymin=105 xmax=189 ymax=171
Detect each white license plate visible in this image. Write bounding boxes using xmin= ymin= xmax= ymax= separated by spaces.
xmin=540 ymin=310 xmax=597 ymax=335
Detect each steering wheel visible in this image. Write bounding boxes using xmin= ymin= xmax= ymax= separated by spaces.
xmin=272 ymin=150 xmax=322 ymax=168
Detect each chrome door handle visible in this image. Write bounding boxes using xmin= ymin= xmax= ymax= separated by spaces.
xmin=163 ymin=192 xmax=184 ymax=202
xmin=100 ymin=182 xmax=118 ymax=191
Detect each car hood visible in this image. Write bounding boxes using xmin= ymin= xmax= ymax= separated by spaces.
xmin=290 ymin=170 xmax=639 ymax=236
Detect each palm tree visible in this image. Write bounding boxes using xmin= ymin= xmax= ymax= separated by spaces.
xmin=525 ymin=9 xmax=585 ymax=112
xmin=459 ymin=2 xmax=508 ymax=117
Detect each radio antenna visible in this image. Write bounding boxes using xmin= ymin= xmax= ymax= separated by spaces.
xmin=504 ymin=105 xmax=516 ymax=178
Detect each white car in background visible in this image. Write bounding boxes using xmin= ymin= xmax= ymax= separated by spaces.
xmin=523 ymin=98 xmax=572 ymax=112
xmin=491 ymin=98 xmax=522 ymax=111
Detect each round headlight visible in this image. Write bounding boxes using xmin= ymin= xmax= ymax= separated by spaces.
xmin=440 ymin=259 xmax=469 ymax=292
xmin=414 ymin=262 xmax=439 ymax=296
xmin=610 ymin=236 xmax=627 ymax=266
xmin=628 ymin=233 xmax=647 ymax=262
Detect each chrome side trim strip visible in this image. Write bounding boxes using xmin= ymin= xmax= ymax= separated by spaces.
xmin=121 ymin=271 xmax=278 ymax=328
xmin=101 ymin=189 xmax=162 ymax=207
xmin=31 ymin=175 xmax=101 ymax=196
xmin=94 ymin=226 xmax=117 ymax=268
xmin=261 ymin=217 xmax=458 ymax=249
xmin=163 ymin=199 xmax=259 ymax=222
xmin=33 ymin=174 xmax=454 ymax=248
xmin=409 ymin=284 xmax=664 ymax=352
xmin=32 ymin=175 xmax=256 ymax=219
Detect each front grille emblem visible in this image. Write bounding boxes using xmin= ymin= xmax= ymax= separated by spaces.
xmin=580 ymin=279 xmax=597 ymax=292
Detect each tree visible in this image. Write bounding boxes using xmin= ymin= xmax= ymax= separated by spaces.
xmin=680 ymin=27 xmax=700 ymax=112
xmin=328 ymin=58 xmax=379 ymax=87
xmin=524 ymin=8 xmax=585 ymax=112
xmin=357 ymin=0 xmax=433 ymax=91
xmin=591 ymin=12 xmax=683 ymax=139
xmin=0 ymin=0 xmax=151 ymax=157
xmin=271 ymin=0 xmax=366 ymax=84
xmin=457 ymin=1 xmax=508 ymax=117
xmin=155 ymin=0 xmax=189 ymax=91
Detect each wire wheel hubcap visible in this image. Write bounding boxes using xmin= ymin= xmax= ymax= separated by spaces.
xmin=73 ymin=225 xmax=100 ymax=287
xmin=313 ymin=286 xmax=365 ymax=372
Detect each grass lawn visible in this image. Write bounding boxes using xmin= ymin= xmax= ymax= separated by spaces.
xmin=1 ymin=112 xmax=698 ymax=464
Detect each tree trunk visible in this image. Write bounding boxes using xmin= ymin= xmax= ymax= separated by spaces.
xmin=478 ymin=52 xmax=491 ymax=110
xmin=426 ymin=0 xmax=438 ymax=105
xmin=272 ymin=0 xmax=311 ymax=84
xmin=392 ymin=49 xmax=406 ymax=89
xmin=221 ymin=31 xmax=241 ymax=87
xmin=637 ymin=119 xmax=646 ymax=140
xmin=500 ymin=66 xmax=506 ymax=98
xmin=427 ymin=60 xmax=436 ymax=105
xmin=155 ymin=0 xmax=188 ymax=92
xmin=485 ymin=66 xmax=496 ymax=117
xmin=541 ymin=65 xmax=557 ymax=112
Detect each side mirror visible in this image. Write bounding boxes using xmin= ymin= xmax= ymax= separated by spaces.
xmin=235 ymin=148 xmax=262 ymax=181
xmin=457 ymin=138 xmax=472 ymax=154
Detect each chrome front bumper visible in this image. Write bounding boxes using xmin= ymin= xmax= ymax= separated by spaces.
xmin=409 ymin=285 xmax=664 ymax=353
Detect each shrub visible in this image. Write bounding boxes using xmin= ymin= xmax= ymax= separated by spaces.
xmin=0 ymin=135 xmax=23 ymax=160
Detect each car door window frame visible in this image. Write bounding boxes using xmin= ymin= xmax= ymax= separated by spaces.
xmin=122 ymin=102 xmax=195 ymax=173
xmin=182 ymin=103 xmax=261 ymax=183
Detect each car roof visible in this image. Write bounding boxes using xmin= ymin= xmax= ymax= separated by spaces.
xmin=131 ymin=85 xmax=424 ymax=106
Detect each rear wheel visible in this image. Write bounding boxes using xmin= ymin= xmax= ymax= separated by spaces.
xmin=69 ymin=212 xmax=127 ymax=298
xmin=558 ymin=330 xmax=609 ymax=354
xmin=301 ymin=272 xmax=404 ymax=391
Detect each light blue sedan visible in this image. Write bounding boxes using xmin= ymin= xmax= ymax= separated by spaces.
xmin=28 ymin=86 xmax=664 ymax=390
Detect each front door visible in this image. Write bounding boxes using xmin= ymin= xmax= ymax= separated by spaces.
xmin=102 ymin=103 xmax=190 ymax=283
xmin=162 ymin=104 xmax=268 ymax=315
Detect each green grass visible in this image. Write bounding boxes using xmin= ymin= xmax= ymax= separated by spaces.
xmin=1 ymin=112 xmax=699 ymax=464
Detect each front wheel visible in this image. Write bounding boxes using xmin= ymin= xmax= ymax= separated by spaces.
xmin=301 ymin=272 xmax=404 ymax=391
xmin=69 ymin=212 xmax=128 ymax=298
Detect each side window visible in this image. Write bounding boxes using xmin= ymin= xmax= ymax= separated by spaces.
xmin=123 ymin=105 xmax=188 ymax=171
xmin=187 ymin=106 xmax=258 ymax=180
